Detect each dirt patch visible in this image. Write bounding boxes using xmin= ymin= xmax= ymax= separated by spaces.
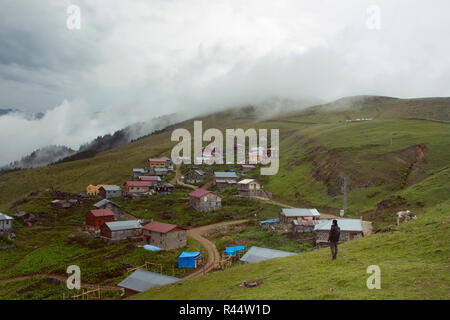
xmin=238 ymin=279 xmax=264 ymax=288
xmin=157 ymin=211 xmax=177 ymax=220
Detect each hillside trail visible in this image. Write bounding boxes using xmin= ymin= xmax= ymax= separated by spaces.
xmin=183 ymin=219 xmax=248 ymax=280
xmin=0 ymin=273 xmax=120 ymax=291
xmin=171 ymin=164 xmax=197 ymax=189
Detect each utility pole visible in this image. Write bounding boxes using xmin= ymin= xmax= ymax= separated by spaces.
xmin=342 ymin=176 xmax=347 ymax=216
xmin=390 ymin=131 xmax=393 ymax=146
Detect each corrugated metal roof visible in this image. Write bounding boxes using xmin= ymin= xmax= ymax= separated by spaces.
xmin=314 ymin=219 xmax=363 ymax=232
xmin=153 ymin=168 xmax=168 ymax=172
xmin=281 ymin=208 xmax=320 ymax=217
xmin=117 ymin=269 xmax=179 ymax=292
xmin=104 ymin=220 xmax=141 ymax=231
xmin=133 ymin=168 xmax=146 ymax=173
xmin=124 ymin=181 xmax=152 ymax=187
xmin=0 ymin=213 xmax=13 ymax=220
xmin=240 ymin=246 xmax=296 ymax=263
xmin=143 ymin=221 xmax=182 ymax=233
xmin=214 ymin=171 xmax=237 ymax=178
xmin=238 ymin=179 xmax=256 ymax=184
xmin=94 ymin=199 xmax=121 ymax=208
xmin=101 ymin=185 xmax=121 ymax=191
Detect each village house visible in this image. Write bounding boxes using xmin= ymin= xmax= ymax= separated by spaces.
xmin=138 ymin=176 xmax=161 ymax=186
xmin=279 ymin=208 xmax=320 ymax=224
xmin=292 ymin=219 xmax=319 ymax=233
xmin=51 ymin=199 xmax=73 ymax=209
xmin=237 ymin=179 xmax=262 ymax=197
xmin=142 ymin=221 xmax=187 ymax=250
xmin=85 ymin=209 xmax=115 ymax=232
xmin=13 ymin=211 xmax=38 ymax=225
xmin=0 ymin=213 xmax=13 ymax=236
xmin=94 ymin=199 xmax=122 ymax=220
xmin=123 ymin=181 xmax=152 ymax=195
xmin=155 ymin=183 xmax=175 ymax=195
xmin=86 ymin=184 xmax=114 ymax=196
xmin=314 ymin=219 xmax=364 ymax=243
xmin=100 ymin=220 xmax=142 ymax=243
xmin=188 ymin=189 xmax=222 ymax=212
xmin=148 ymin=158 xmax=167 ymax=168
xmin=184 ymin=169 xmax=205 ymax=184
xmin=150 ymin=167 xmax=168 ymax=176
xmin=213 ymin=171 xmax=238 ymax=187
xmin=241 ymin=164 xmax=256 ymax=173
xmin=132 ymin=168 xmax=147 ymax=179
xmin=161 ymin=156 xmax=173 ymax=169
xmin=99 ymin=185 xmax=122 ymax=199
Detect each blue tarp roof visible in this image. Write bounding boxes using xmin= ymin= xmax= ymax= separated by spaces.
xmin=143 ymin=245 xmax=161 ymax=251
xmin=178 ymin=251 xmax=201 ymax=268
xmin=259 ymin=218 xmax=280 ymax=224
xmin=224 ymin=246 xmax=245 ymax=255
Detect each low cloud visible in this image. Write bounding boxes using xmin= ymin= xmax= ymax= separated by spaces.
xmin=0 ymin=0 xmax=449 ymax=166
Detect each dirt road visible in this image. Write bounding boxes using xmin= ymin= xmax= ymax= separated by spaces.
xmin=183 ymin=219 xmax=248 ymax=279
xmin=171 ymin=164 xmax=197 ymax=189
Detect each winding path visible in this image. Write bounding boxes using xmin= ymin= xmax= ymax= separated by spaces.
xmin=183 ymin=219 xmax=248 ymax=279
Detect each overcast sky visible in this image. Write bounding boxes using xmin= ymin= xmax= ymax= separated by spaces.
xmin=0 ymin=0 xmax=449 ymax=165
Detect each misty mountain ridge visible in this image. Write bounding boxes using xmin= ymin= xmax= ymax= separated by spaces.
xmin=0 ymin=108 xmax=44 ymax=120
xmin=3 ymin=95 xmax=448 ymax=171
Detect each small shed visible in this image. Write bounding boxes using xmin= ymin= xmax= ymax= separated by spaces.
xmin=224 ymin=246 xmax=245 ymax=256
xmin=123 ymin=181 xmax=152 ymax=194
xmin=100 ymin=220 xmax=142 ymax=242
xmin=214 ymin=171 xmax=238 ymax=187
xmin=314 ymin=219 xmax=364 ymax=243
xmin=0 ymin=213 xmax=14 ymax=236
xmin=188 ymin=189 xmax=222 ymax=212
xmin=85 ymin=209 xmax=115 ymax=231
xmin=279 ymin=208 xmax=320 ymax=224
xmin=133 ymin=168 xmax=146 ymax=178
xmin=240 ymin=246 xmax=296 ymax=263
xmin=259 ymin=218 xmax=280 ymax=228
xmin=142 ymin=221 xmax=187 ymax=250
xmin=292 ymin=219 xmax=319 ymax=233
xmin=117 ymin=269 xmax=180 ymax=298
xmin=237 ymin=179 xmax=262 ymax=197
xmin=94 ymin=199 xmax=122 ymax=220
xmin=185 ymin=169 xmax=205 ymax=184
xmin=152 ymin=167 xmax=168 ymax=176
xmin=99 ymin=185 xmax=122 ymax=199
xmin=178 ymin=251 xmax=201 ymax=268
xmin=148 ymin=158 xmax=167 ymax=168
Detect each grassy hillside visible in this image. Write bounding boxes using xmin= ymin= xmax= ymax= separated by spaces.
xmin=132 ymin=201 xmax=450 ymax=300
xmin=1 ymin=96 xmax=449 ymax=222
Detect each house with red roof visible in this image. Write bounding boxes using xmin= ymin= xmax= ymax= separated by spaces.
xmin=142 ymin=221 xmax=186 ymax=250
xmin=85 ymin=209 xmax=115 ymax=231
xmin=188 ymin=189 xmax=222 ymax=212
xmin=148 ymin=158 xmax=166 ymax=168
xmin=123 ymin=181 xmax=152 ymax=195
